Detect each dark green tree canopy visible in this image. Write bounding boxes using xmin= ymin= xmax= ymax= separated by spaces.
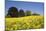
xmin=6 ymin=7 xmax=40 ymax=18
xmin=19 ymin=9 xmax=25 ymax=17
xmin=7 ymin=7 xmax=18 ymax=17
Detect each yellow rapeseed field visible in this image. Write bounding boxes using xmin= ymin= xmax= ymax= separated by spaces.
xmin=5 ymin=16 xmax=44 ymax=31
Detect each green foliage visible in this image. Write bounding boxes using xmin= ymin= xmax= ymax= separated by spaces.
xmin=7 ymin=7 xmax=18 ymax=17
xmin=32 ymin=13 xmax=40 ymax=16
xmin=26 ymin=10 xmax=31 ymax=16
xmin=19 ymin=9 xmax=25 ymax=17
xmin=6 ymin=7 xmax=40 ymax=18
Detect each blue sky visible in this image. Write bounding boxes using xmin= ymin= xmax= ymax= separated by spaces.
xmin=5 ymin=0 xmax=44 ymax=15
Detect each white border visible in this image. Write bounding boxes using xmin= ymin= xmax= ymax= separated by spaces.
xmin=44 ymin=0 xmax=46 ymax=31
xmin=0 ymin=0 xmax=5 ymax=31
xmin=0 ymin=0 xmax=45 ymax=31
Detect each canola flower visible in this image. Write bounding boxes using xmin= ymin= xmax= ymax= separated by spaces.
xmin=5 ymin=16 xmax=44 ymax=31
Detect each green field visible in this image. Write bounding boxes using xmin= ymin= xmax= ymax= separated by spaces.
xmin=5 ymin=16 xmax=44 ymax=31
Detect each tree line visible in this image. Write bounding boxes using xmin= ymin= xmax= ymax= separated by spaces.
xmin=6 ymin=7 xmax=40 ymax=18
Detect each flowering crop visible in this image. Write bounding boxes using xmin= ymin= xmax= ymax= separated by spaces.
xmin=5 ymin=16 xmax=44 ymax=31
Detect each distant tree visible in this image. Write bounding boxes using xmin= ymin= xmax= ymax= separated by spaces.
xmin=7 ymin=7 xmax=18 ymax=17
xmin=26 ymin=10 xmax=31 ymax=16
xmin=32 ymin=13 xmax=40 ymax=16
xmin=19 ymin=9 xmax=25 ymax=17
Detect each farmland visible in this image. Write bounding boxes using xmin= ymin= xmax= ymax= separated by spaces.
xmin=5 ymin=16 xmax=44 ymax=31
